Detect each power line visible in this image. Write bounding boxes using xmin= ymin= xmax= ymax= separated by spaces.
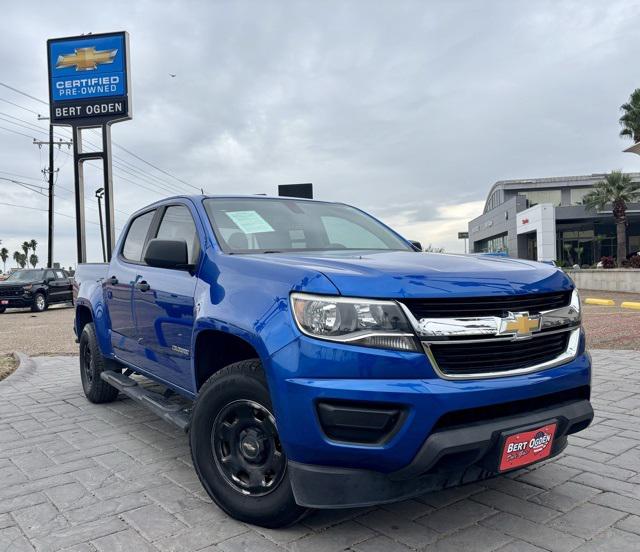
xmin=0 ymin=170 xmax=43 ymax=182
xmin=0 ymin=201 xmax=103 ymax=226
xmin=0 ymin=176 xmax=47 ymax=196
xmin=0 ymin=82 xmax=47 ymax=106
xmin=0 ymin=125 xmax=36 ymax=139
xmin=0 ymin=96 xmax=41 ymax=116
xmin=111 ymin=142 xmax=201 ymax=192
xmin=0 ymin=81 xmax=203 ymax=194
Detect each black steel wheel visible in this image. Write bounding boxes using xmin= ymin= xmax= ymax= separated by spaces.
xmin=212 ymin=399 xmax=286 ymax=497
xmin=190 ymin=359 xmax=307 ymax=528
xmin=79 ymin=323 xmax=120 ymax=403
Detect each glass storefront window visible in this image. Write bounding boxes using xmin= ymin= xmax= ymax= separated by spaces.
xmin=518 ymin=190 xmax=561 ymax=207
xmin=474 ymin=233 xmax=508 ymax=254
xmin=570 ymin=187 xmax=595 ymax=205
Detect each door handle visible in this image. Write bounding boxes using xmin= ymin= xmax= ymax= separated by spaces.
xmin=135 ymin=281 xmax=151 ymax=292
xmin=108 ymin=276 xmax=118 ymax=285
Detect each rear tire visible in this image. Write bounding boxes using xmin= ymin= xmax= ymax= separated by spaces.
xmin=79 ymin=323 xmax=120 ymax=403
xmin=31 ymin=292 xmax=47 ymax=312
xmin=0 ymin=307 xmax=5 ymax=314
xmin=190 ymin=359 xmax=308 ymax=528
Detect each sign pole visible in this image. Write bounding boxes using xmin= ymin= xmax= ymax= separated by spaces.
xmin=71 ymin=126 xmax=87 ymax=263
xmin=102 ymin=124 xmax=116 ymax=259
xmin=47 ymin=123 xmax=55 ymax=267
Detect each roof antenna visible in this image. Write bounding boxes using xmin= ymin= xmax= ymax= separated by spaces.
xmin=200 ymin=188 xmax=204 ymax=195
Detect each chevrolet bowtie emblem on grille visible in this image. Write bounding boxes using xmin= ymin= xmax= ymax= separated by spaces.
xmin=499 ymin=312 xmax=541 ymax=339
xmin=56 ymin=46 xmax=118 ymax=71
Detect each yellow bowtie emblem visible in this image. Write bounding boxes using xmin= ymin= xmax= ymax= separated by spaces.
xmin=56 ymin=47 xmax=117 ymax=71
xmin=503 ymin=313 xmax=540 ymax=337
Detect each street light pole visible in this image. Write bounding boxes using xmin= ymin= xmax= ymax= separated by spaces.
xmin=95 ymin=187 xmax=106 ymax=262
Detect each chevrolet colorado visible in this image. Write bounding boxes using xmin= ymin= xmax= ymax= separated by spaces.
xmin=73 ymin=195 xmax=593 ymax=527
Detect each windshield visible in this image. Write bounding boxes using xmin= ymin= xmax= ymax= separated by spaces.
xmin=203 ymin=198 xmax=413 ymax=254
xmin=6 ymin=269 xmax=45 ymax=282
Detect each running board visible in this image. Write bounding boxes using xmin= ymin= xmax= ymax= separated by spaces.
xmin=101 ymin=370 xmax=191 ymax=432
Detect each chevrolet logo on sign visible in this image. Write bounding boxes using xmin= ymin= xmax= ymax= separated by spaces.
xmin=56 ymin=46 xmax=118 ymax=71
xmin=499 ymin=312 xmax=541 ymax=339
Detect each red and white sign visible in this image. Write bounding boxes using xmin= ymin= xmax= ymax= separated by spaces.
xmin=499 ymin=423 xmax=556 ymax=472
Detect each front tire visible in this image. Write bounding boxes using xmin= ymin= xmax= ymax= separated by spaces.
xmin=0 ymin=307 xmax=5 ymax=314
xmin=31 ymin=292 xmax=47 ymax=312
xmin=79 ymin=323 xmax=119 ymax=403
xmin=190 ymin=359 xmax=307 ymax=528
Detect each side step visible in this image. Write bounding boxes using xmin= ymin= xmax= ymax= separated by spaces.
xmin=101 ymin=370 xmax=191 ymax=432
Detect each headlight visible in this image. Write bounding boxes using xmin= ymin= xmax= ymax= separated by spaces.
xmin=290 ymin=293 xmax=419 ymax=351
xmin=570 ymin=288 xmax=581 ymax=319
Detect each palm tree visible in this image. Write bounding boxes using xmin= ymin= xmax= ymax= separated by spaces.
xmin=583 ymin=171 xmax=640 ymax=266
xmin=29 ymin=239 xmax=38 ymax=254
xmin=0 ymin=247 xmax=8 ymax=273
xmin=619 ymin=88 xmax=640 ymax=142
xmin=13 ymin=251 xmax=26 ymax=268
xmin=21 ymin=241 xmax=30 ymax=257
xmin=29 ymin=253 xmax=38 ymax=268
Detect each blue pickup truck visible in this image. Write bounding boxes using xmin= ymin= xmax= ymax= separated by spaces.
xmin=74 ymin=195 xmax=593 ymax=527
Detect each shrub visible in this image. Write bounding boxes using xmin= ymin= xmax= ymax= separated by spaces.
xmin=600 ymin=256 xmax=616 ymax=269
xmin=629 ymin=255 xmax=640 ymax=269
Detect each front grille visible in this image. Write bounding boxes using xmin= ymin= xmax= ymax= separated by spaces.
xmin=402 ymin=290 xmax=572 ymax=319
xmin=0 ymin=287 xmax=22 ymax=297
xmin=429 ymin=331 xmax=570 ymax=376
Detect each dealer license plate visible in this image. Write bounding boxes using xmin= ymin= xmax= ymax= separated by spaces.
xmin=499 ymin=422 xmax=557 ymax=472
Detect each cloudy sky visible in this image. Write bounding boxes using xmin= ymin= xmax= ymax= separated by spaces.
xmin=1 ymin=0 xmax=640 ymax=269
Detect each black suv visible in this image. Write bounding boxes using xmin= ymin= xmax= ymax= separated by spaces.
xmin=0 ymin=268 xmax=73 ymax=313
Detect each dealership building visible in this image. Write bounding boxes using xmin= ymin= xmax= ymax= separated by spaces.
xmin=468 ymin=173 xmax=640 ymax=265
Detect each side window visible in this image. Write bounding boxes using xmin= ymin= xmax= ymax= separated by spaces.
xmin=45 ymin=270 xmax=55 ymax=281
xmin=156 ymin=205 xmax=201 ymax=264
xmin=122 ymin=210 xmax=156 ymax=262
xmin=55 ymin=270 xmax=65 ymax=279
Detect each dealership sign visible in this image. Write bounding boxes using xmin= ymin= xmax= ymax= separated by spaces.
xmin=47 ymin=31 xmax=131 ymax=125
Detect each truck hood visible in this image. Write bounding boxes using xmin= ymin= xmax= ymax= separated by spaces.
xmin=0 ymin=279 xmax=40 ymax=287
xmin=245 ymin=250 xmax=572 ymax=299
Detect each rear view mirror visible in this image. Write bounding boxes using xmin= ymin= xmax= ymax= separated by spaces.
xmin=409 ymin=240 xmax=422 ymax=251
xmin=144 ymin=239 xmax=189 ymax=269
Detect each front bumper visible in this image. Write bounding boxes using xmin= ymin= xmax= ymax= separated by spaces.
xmin=288 ymin=398 xmax=593 ymax=508
xmin=0 ymin=295 xmax=32 ymax=308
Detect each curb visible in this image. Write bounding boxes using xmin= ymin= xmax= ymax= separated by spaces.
xmin=621 ymin=301 xmax=640 ymax=310
xmin=584 ymin=298 xmax=615 ymax=306
xmin=3 ymin=351 xmax=37 ymax=384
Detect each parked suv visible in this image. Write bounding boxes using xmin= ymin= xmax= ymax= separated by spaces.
xmin=0 ymin=268 xmax=73 ymax=313
xmin=74 ymin=195 xmax=593 ymax=527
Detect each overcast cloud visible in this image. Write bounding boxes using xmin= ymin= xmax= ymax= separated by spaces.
xmin=1 ymin=0 xmax=640 ymax=269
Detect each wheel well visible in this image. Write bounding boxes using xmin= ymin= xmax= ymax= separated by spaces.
xmin=75 ymin=305 xmax=93 ymax=336
xmin=194 ymin=330 xmax=259 ymax=390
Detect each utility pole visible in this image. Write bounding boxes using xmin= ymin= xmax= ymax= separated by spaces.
xmin=33 ymin=117 xmax=72 ymax=268
xmin=95 ymin=187 xmax=106 ymax=262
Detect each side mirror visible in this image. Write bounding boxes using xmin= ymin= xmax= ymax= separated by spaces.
xmin=144 ymin=239 xmax=190 ymax=269
xmin=409 ymin=240 xmax=422 ymax=251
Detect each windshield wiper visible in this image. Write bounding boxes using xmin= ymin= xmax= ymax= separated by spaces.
xmin=262 ymin=250 xmax=282 ymax=254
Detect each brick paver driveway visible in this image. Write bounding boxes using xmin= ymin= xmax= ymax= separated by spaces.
xmin=1 ymin=351 xmax=639 ymax=552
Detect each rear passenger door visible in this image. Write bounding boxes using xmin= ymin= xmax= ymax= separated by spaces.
xmin=132 ymin=203 xmax=201 ymax=390
xmin=45 ymin=269 xmax=66 ymax=303
xmin=55 ymin=270 xmax=72 ymax=302
xmin=105 ymin=208 xmax=157 ymax=366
